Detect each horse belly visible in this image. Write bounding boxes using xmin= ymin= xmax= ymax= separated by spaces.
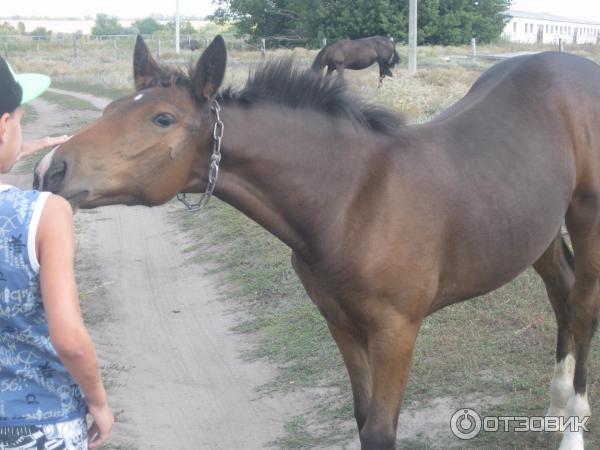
xmin=435 ymin=177 xmax=572 ymax=308
xmin=346 ymin=58 xmax=376 ymax=70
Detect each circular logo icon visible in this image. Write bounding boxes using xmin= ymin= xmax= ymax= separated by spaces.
xmin=450 ymin=408 xmax=482 ymax=440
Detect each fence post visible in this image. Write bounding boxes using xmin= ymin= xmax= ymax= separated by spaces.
xmin=72 ymin=35 xmax=78 ymax=59
xmin=471 ymin=38 xmax=477 ymax=60
xmin=157 ymin=39 xmax=161 ymax=58
xmin=408 ymin=0 xmax=418 ymax=73
xmin=322 ymin=37 xmax=327 ymax=47
xmin=261 ymin=38 xmax=266 ymax=59
xmin=558 ymin=38 xmax=564 ymax=52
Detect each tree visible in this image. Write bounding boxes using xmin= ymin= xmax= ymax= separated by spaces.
xmin=30 ymin=27 xmax=52 ymax=37
xmin=91 ymin=14 xmax=125 ymax=36
xmin=210 ymin=0 xmax=299 ymax=42
xmin=164 ymin=19 xmax=196 ymax=35
xmin=0 ymin=22 xmax=18 ymax=36
xmin=133 ymin=17 xmax=164 ymax=35
xmin=211 ymin=0 xmax=510 ymax=46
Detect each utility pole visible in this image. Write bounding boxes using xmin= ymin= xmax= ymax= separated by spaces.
xmin=175 ymin=0 xmax=181 ymax=54
xmin=408 ymin=0 xmax=417 ymax=73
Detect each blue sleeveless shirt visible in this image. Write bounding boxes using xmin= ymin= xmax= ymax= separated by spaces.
xmin=0 ymin=186 xmax=86 ymax=426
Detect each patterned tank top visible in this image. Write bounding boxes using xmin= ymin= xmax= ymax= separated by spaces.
xmin=0 ymin=185 xmax=86 ymax=426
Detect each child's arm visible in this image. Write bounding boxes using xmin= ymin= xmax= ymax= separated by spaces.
xmin=37 ymin=194 xmax=114 ymax=450
xmin=19 ymin=135 xmax=70 ymax=160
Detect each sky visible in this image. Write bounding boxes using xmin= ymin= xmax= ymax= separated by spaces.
xmin=1 ymin=1 xmax=600 ymax=23
xmin=509 ymin=0 xmax=600 ymax=22
xmin=1 ymin=0 xmax=219 ymax=19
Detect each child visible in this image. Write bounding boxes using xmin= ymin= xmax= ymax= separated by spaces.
xmin=0 ymin=56 xmax=113 ymax=449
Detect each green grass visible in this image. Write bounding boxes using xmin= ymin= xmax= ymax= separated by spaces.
xmin=172 ymin=196 xmax=600 ymax=449
xmin=173 ymin=207 xmax=600 ymax=450
xmin=42 ymin=90 xmax=100 ymax=111
xmin=52 ymin=80 xmax=130 ymax=101
xmin=21 ymin=103 xmax=37 ymax=127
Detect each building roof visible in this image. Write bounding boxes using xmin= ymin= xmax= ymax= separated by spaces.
xmin=506 ymin=9 xmax=600 ymax=26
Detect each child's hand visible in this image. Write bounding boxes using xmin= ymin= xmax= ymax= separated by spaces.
xmin=87 ymin=402 xmax=114 ymax=449
xmin=19 ymin=135 xmax=71 ymax=159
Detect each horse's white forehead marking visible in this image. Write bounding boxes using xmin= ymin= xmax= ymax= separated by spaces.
xmin=134 ymin=94 xmax=143 ymax=101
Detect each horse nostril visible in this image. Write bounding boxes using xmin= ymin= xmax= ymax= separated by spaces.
xmin=43 ymin=160 xmax=68 ymax=193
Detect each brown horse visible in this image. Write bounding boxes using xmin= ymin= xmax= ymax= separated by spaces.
xmin=311 ymin=35 xmax=399 ymax=85
xmin=35 ymin=35 xmax=600 ymax=450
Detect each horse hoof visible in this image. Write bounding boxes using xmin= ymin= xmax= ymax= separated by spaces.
xmin=558 ymin=430 xmax=585 ymax=450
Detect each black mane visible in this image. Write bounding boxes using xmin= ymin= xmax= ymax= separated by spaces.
xmin=144 ymin=58 xmax=405 ymax=135
xmin=218 ymin=59 xmax=405 ymax=135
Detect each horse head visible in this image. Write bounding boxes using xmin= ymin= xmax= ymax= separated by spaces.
xmin=34 ymin=35 xmax=227 ymax=209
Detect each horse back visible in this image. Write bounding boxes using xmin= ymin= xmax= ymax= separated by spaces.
xmin=421 ymin=52 xmax=600 ymax=305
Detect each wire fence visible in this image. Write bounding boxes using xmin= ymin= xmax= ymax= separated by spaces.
xmin=0 ymin=32 xmax=314 ymax=60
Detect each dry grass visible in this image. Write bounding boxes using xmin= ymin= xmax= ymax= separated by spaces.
xmin=12 ymin=38 xmax=599 ymax=123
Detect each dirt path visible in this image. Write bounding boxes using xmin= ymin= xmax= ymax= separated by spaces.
xmin=18 ymin=91 xmax=312 ymax=450
xmin=81 ymin=203 xmax=310 ymax=450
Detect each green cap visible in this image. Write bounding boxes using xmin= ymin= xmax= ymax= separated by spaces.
xmin=15 ymin=73 xmax=51 ymax=104
xmin=0 ymin=56 xmax=50 ymax=114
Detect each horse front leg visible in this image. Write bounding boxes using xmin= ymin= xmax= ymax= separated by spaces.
xmin=291 ymin=253 xmax=373 ymax=433
xmin=327 ymin=322 xmax=372 ymax=431
xmin=378 ymin=64 xmax=385 ymax=88
xmin=359 ymin=309 xmax=422 ymax=450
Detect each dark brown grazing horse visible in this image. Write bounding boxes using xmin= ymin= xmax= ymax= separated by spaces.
xmin=35 ymin=35 xmax=600 ymax=450
xmin=311 ymin=35 xmax=399 ymax=85
xmin=180 ymin=39 xmax=200 ymax=51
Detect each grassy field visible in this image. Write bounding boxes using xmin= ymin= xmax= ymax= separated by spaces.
xmin=16 ymin=40 xmax=600 ymax=449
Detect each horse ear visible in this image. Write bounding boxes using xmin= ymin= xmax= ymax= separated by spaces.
xmin=133 ymin=35 xmax=161 ymax=91
xmin=192 ymin=35 xmax=227 ymax=102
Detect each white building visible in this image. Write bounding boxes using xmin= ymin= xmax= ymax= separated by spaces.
xmin=503 ymin=10 xmax=600 ymax=44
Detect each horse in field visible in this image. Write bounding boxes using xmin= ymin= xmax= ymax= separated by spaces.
xmin=35 ymin=36 xmax=600 ymax=450
xmin=311 ymin=35 xmax=399 ymax=85
xmin=180 ymin=39 xmax=200 ymax=51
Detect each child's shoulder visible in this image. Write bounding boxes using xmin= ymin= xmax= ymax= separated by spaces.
xmin=0 ymin=187 xmax=69 ymax=218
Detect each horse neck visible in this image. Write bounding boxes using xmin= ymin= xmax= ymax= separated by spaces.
xmin=212 ymin=103 xmax=378 ymax=258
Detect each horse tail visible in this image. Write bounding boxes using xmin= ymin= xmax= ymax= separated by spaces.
xmin=561 ymin=234 xmax=575 ymax=271
xmin=312 ymin=47 xmax=327 ymax=71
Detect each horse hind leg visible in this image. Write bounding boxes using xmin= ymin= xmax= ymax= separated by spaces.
xmin=557 ymin=200 xmax=600 ymax=450
xmin=533 ymin=233 xmax=575 ymax=418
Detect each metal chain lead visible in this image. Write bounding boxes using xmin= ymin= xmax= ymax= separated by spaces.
xmin=177 ymin=99 xmax=224 ymax=211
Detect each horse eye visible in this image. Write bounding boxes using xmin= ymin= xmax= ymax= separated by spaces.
xmin=153 ymin=113 xmax=175 ymax=128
